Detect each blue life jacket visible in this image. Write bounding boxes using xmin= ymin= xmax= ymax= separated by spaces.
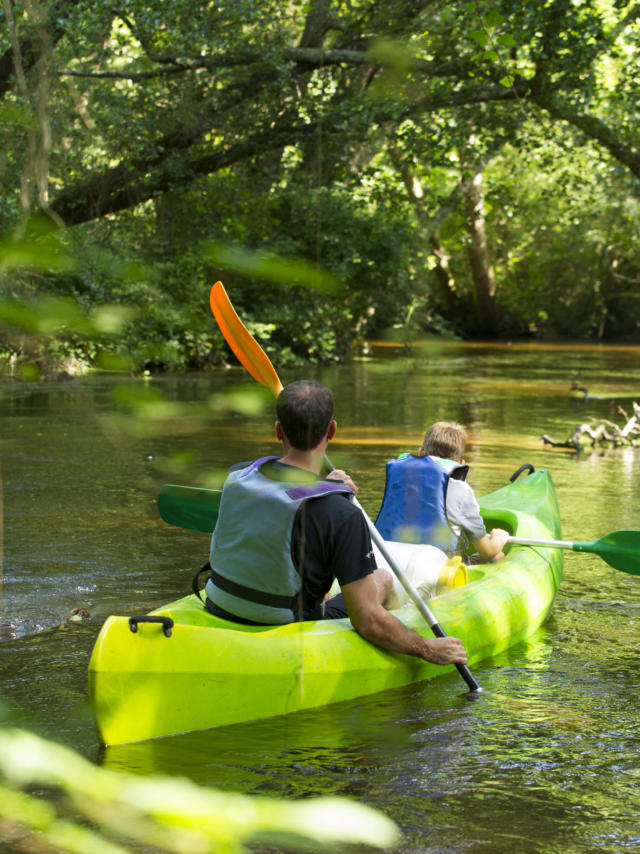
xmin=374 ymin=453 xmax=468 ymax=552
xmin=205 ymin=457 xmax=352 ymax=624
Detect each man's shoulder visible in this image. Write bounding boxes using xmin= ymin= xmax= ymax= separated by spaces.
xmin=228 ymin=460 xmax=252 ymax=473
xmin=308 ymin=488 xmax=357 ymax=508
xmin=304 ymin=490 xmax=360 ymax=522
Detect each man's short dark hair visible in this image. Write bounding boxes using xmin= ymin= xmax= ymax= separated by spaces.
xmin=276 ymin=380 xmax=334 ymax=450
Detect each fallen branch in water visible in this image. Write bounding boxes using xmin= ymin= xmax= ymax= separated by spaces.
xmin=542 ymin=402 xmax=640 ymax=451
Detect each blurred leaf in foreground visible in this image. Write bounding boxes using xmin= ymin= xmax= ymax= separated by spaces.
xmin=207 ymin=241 xmax=342 ymax=295
xmin=0 ymin=727 xmax=398 ymax=853
xmin=0 ymin=218 xmax=75 ymax=275
xmin=0 ymin=296 xmax=138 ymax=336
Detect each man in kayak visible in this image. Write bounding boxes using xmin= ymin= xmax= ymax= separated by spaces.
xmin=203 ymin=380 xmax=466 ymax=667
xmin=376 ymin=421 xmax=509 ymax=562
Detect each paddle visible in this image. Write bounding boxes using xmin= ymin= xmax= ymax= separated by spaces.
xmin=507 ymin=532 xmax=640 ymax=577
xmin=209 ymin=280 xmax=481 ymax=693
xmin=158 ymin=484 xmax=221 ymax=533
xmin=157 ymin=485 xmax=640 ymax=579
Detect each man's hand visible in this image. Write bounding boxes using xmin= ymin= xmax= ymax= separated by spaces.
xmin=422 ymin=636 xmax=467 ymax=665
xmin=326 ymin=468 xmax=358 ymax=494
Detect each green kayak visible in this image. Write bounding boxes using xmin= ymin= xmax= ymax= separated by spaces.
xmin=88 ymin=468 xmax=563 ymax=746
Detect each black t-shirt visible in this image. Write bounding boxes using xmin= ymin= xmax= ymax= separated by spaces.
xmin=216 ymin=459 xmax=376 ymax=620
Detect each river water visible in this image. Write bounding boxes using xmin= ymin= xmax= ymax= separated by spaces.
xmin=1 ymin=340 xmax=639 ymax=853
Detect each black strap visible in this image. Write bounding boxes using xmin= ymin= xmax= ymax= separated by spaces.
xmin=208 ymin=566 xmax=298 ymax=610
xmin=204 ymin=598 xmax=275 ymax=626
xmin=450 ymin=464 xmax=469 ymax=481
xmin=442 ymin=465 xmax=469 ymax=539
xmin=192 ymin=562 xmax=212 ymax=603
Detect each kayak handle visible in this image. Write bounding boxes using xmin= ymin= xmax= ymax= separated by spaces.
xmin=509 ymin=463 xmax=535 ymax=482
xmin=129 ymin=616 xmax=174 ymax=638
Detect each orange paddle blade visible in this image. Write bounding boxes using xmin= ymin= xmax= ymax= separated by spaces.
xmin=209 ymin=281 xmax=284 ymax=397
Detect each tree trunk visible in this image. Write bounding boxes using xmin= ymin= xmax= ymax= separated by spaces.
xmin=462 ymin=167 xmax=498 ymax=334
xmin=393 ymin=156 xmax=457 ymax=313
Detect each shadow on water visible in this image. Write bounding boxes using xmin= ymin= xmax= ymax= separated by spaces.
xmin=1 ymin=343 xmax=640 ymax=852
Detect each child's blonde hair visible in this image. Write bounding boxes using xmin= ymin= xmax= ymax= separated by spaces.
xmin=420 ymin=421 xmax=467 ymax=461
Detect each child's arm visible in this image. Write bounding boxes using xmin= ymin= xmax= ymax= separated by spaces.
xmin=447 ymin=480 xmax=509 ymax=562
xmin=473 ymin=528 xmax=509 ymax=562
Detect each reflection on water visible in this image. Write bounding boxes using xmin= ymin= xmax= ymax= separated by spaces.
xmin=1 ymin=342 xmax=640 ymax=852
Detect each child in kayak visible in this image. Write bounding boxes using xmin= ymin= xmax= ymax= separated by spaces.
xmin=376 ymin=421 xmax=509 ymax=563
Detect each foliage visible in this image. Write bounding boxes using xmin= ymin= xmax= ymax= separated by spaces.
xmin=0 ymin=726 xmax=397 ymax=853
xmin=484 ymin=130 xmax=640 ymax=339
xmin=2 ymin=0 xmax=640 ymax=375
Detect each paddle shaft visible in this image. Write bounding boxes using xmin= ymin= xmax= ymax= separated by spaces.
xmin=507 ymin=531 xmax=640 ymax=576
xmin=157 ymin=488 xmax=640 ymax=579
xmin=210 ymin=281 xmax=480 ymax=692
xmin=352 ymin=492 xmax=481 ymax=692
xmin=507 ymin=536 xmax=575 ymax=549
xmin=508 ymin=536 xmax=603 ymax=554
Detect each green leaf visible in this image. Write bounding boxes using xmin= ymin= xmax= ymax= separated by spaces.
xmin=89 ymin=305 xmax=138 ymax=334
xmin=0 ymin=231 xmax=75 ymax=274
xmin=485 ymin=10 xmax=506 ymax=27
xmin=469 ymin=29 xmax=489 ymax=47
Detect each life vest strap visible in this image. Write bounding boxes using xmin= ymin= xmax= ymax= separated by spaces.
xmin=207 ymin=566 xmax=298 ymax=610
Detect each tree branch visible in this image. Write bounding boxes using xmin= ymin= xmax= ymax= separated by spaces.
xmin=49 ymin=120 xmax=317 ymax=224
xmin=532 ymin=94 xmax=640 ymax=180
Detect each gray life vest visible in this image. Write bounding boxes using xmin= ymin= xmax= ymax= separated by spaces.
xmin=205 ymin=456 xmax=353 ymax=624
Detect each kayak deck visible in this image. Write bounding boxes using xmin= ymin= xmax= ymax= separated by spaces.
xmin=88 ymin=469 xmax=563 ymax=745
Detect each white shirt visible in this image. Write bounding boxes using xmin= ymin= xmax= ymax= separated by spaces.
xmin=446 ymin=478 xmax=488 ymax=545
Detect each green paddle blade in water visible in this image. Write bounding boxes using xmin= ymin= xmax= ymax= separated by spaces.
xmin=573 ymin=530 xmax=640 ymax=576
xmin=157 ymin=484 xmax=221 ymax=533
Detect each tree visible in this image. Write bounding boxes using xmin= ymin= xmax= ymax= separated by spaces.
xmin=2 ymin=0 xmax=640 ymax=370
xmin=2 ymin=1 xmax=639 ymax=227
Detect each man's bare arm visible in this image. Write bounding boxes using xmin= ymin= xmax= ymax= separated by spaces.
xmin=341 ymin=575 xmax=467 ymax=665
